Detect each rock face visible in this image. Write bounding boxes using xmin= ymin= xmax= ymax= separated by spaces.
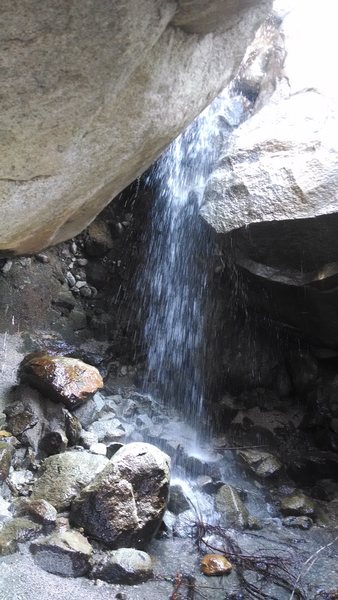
xmin=31 ymin=450 xmax=109 ymax=510
xmin=201 ymin=3 xmax=338 ymax=353
xmin=19 ymin=354 xmax=103 ymax=409
xmin=0 ymin=0 xmax=272 ymax=254
xmin=70 ymin=442 xmax=170 ymax=548
xmin=202 ymin=3 xmax=338 ymax=233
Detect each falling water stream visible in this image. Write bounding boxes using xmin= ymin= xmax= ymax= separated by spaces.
xmin=139 ymin=96 xmax=229 ymax=423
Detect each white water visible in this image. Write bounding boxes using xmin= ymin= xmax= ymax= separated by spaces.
xmin=139 ymin=90 xmax=237 ymax=421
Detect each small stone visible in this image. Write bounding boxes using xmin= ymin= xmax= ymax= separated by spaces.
xmin=77 ymin=258 xmax=88 ymax=266
xmin=64 ymin=410 xmax=82 ymax=446
xmin=280 ymin=493 xmax=316 ymax=517
xmin=90 ymin=548 xmax=153 ymax=584
xmin=80 ymin=286 xmax=92 ymax=298
xmin=71 ymin=242 xmax=78 ymax=255
xmin=89 ymin=443 xmax=107 ymax=456
xmin=200 ymin=554 xmax=233 ymax=576
xmin=0 ymin=518 xmax=42 ymax=555
xmin=282 ymin=516 xmax=313 ymax=530
xmin=120 ymin=366 xmax=128 ymax=376
xmin=30 ymin=530 xmax=93 ymax=576
xmin=36 ymin=253 xmax=50 ymax=264
xmin=66 ymin=272 xmax=76 ymax=287
xmin=89 ymin=417 xmax=126 ymax=444
xmin=135 ymin=414 xmax=153 ymax=429
xmin=2 ymin=260 xmax=13 ymax=273
xmin=75 ymin=280 xmax=87 ymax=289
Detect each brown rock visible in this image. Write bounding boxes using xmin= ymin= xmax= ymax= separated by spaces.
xmin=0 ymin=442 xmax=14 ymax=482
xmin=200 ymin=554 xmax=233 ymax=576
xmin=19 ymin=353 xmax=103 ymax=410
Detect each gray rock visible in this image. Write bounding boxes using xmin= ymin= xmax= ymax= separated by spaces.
xmin=282 ymin=516 xmax=313 ymax=530
xmin=280 ymin=493 xmax=316 ymax=517
xmin=73 ymin=392 xmax=106 ymax=429
xmin=11 ymin=498 xmax=57 ymax=531
xmin=89 ymin=443 xmax=107 ymax=456
xmin=0 ymin=0 xmax=272 ymax=255
xmin=7 ymin=469 xmax=35 ymax=495
xmin=31 ymin=450 xmax=109 ymax=510
xmin=30 ymin=530 xmax=93 ymax=577
xmin=79 ymin=430 xmax=99 ymax=449
xmin=89 ymin=417 xmax=126 ymax=444
xmin=0 ymin=442 xmax=14 ymax=482
xmin=168 ymin=484 xmax=190 ymax=515
xmin=70 ymin=442 xmax=170 ymax=548
xmin=0 ymin=518 xmax=42 ymax=556
xmin=215 ymin=484 xmax=250 ymax=529
xmin=90 ymin=548 xmax=153 ymax=584
xmin=66 ymin=272 xmax=76 ymax=287
xmin=237 ymin=449 xmax=282 ymax=478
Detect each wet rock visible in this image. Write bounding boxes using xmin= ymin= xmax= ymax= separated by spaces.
xmin=70 ymin=442 xmax=170 ymax=548
xmin=282 ymin=516 xmax=313 ymax=530
xmin=11 ymin=498 xmax=57 ymax=531
xmin=19 ymin=353 xmax=103 ymax=410
xmin=237 ymin=449 xmax=282 ymax=478
xmin=215 ymin=485 xmax=250 ymax=529
xmin=52 ymin=291 xmax=77 ymax=311
xmin=31 ymin=450 xmax=109 ymax=510
xmin=90 ymin=548 xmax=153 ymax=584
xmin=0 ymin=518 xmax=42 ymax=556
xmin=30 ymin=530 xmax=92 ymax=577
xmin=85 ymin=221 xmax=114 ymax=257
xmin=89 ymin=417 xmax=126 ymax=444
xmin=79 ymin=430 xmax=98 ymax=449
xmin=280 ymin=493 xmax=316 ymax=517
xmin=287 ymin=353 xmax=319 ymax=394
xmin=200 ymin=554 xmax=233 ymax=576
xmin=73 ymin=392 xmax=106 ymax=428
xmin=7 ymin=469 xmax=35 ymax=496
xmin=0 ymin=431 xmax=20 ymax=447
xmin=168 ymin=484 xmax=190 ymax=515
xmin=63 ymin=410 xmax=82 ymax=446
xmin=172 ymin=509 xmax=197 ymax=538
xmin=0 ymin=442 xmax=14 ymax=482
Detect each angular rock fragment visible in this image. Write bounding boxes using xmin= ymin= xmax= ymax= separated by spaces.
xmin=90 ymin=548 xmax=153 ymax=584
xmin=0 ymin=442 xmax=14 ymax=482
xmin=10 ymin=498 xmax=57 ymax=531
xmin=215 ymin=484 xmax=251 ymax=529
xmin=30 ymin=530 xmax=92 ymax=577
xmin=237 ymin=449 xmax=282 ymax=478
xmin=31 ymin=450 xmax=108 ymax=510
xmin=0 ymin=518 xmax=42 ymax=556
xmin=19 ymin=353 xmax=103 ymax=410
xmin=70 ymin=442 xmax=170 ymax=548
xmin=280 ymin=492 xmax=316 ymax=517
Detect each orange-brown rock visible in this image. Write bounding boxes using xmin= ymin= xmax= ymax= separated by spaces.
xmin=200 ymin=554 xmax=233 ymax=576
xmin=19 ymin=353 xmax=103 ymax=410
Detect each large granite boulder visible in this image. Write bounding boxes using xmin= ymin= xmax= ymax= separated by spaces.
xmin=70 ymin=442 xmax=170 ymax=548
xmin=0 ymin=0 xmax=272 ymax=254
xmin=202 ymin=3 xmax=338 ymax=233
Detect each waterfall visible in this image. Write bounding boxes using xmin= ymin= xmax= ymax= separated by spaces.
xmin=138 ymin=95 xmax=230 ymax=421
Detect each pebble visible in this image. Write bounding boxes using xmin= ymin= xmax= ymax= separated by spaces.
xmin=80 ymin=287 xmax=92 ymax=298
xmin=120 ymin=366 xmax=128 ymax=376
xmin=2 ymin=260 xmax=13 ymax=273
xmin=71 ymin=242 xmax=78 ymax=255
xmin=77 ymin=258 xmax=88 ymax=266
xmin=36 ymin=254 xmax=50 ymax=264
xmin=66 ymin=272 xmax=76 ymax=287
xmin=200 ymin=554 xmax=233 ymax=576
xmin=75 ymin=280 xmax=87 ymax=289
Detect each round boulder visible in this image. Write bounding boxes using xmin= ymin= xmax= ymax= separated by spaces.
xmin=70 ymin=442 xmax=170 ymax=548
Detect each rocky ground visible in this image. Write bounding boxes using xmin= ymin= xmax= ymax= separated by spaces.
xmin=0 ymin=190 xmax=337 ymax=599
